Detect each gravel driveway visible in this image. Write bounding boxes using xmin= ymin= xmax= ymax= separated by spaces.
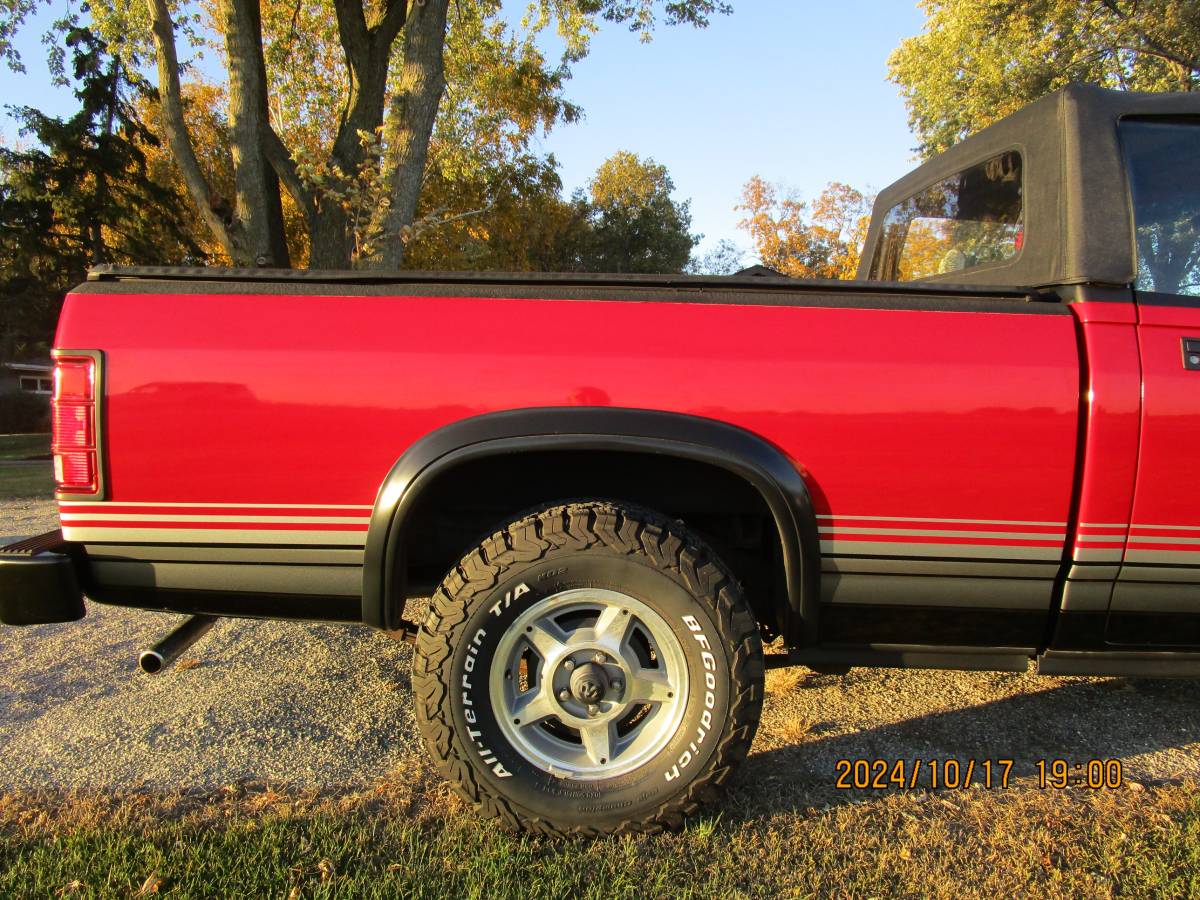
xmin=2 ymin=499 xmax=1198 ymax=808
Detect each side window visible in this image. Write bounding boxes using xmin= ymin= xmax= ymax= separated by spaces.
xmin=869 ymin=150 xmax=1023 ymax=282
xmin=1121 ymin=119 xmax=1200 ymax=297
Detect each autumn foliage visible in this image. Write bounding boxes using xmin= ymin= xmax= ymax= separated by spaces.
xmin=736 ymin=178 xmax=873 ymax=280
xmin=891 ymin=0 xmax=1200 ymax=157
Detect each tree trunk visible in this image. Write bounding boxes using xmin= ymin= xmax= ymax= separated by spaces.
xmin=144 ymin=0 xmax=244 ymax=262
xmin=378 ymin=0 xmax=451 ymax=270
xmin=275 ymin=0 xmax=409 ymax=269
xmin=217 ymin=0 xmax=291 ymax=268
xmin=309 ymin=203 xmax=351 ymax=268
xmin=89 ymin=57 xmax=121 ymax=265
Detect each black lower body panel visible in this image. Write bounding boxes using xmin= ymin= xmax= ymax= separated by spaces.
xmin=817 ymin=602 xmax=1045 ymax=649
xmin=80 ymin=543 xmax=364 ymax=622
xmin=1037 ymin=649 xmax=1200 ymax=677
xmin=83 ymin=584 xmax=362 ymax=622
xmin=791 ymin=643 xmax=1031 ymax=673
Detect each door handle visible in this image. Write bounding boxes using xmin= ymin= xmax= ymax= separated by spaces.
xmin=1185 ymin=338 xmax=1200 ymax=371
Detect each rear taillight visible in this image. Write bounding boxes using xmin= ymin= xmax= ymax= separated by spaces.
xmin=52 ymin=353 xmax=100 ymax=495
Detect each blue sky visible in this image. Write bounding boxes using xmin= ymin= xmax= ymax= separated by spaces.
xmin=525 ymin=1 xmax=927 ymax=256
xmin=0 ymin=1 xmax=928 ymax=259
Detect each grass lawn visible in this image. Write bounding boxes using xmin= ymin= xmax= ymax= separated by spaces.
xmin=1 ymin=776 xmax=1196 ymax=898
xmin=0 ymin=433 xmax=50 ymax=460
xmin=0 ymin=464 xmax=53 ymax=501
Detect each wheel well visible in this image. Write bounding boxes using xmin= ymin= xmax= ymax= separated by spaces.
xmin=400 ymin=449 xmax=788 ymax=638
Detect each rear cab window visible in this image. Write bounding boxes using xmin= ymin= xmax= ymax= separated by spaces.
xmin=1120 ymin=118 xmax=1200 ymax=298
xmin=869 ymin=150 xmax=1024 ymax=282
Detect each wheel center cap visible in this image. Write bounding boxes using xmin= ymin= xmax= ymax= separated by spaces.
xmin=569 ymin=662 xmax=608 ymax=704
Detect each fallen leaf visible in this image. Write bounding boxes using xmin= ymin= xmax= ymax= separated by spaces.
xmin=134 ymin=872 xmax=163 ymax=896
xmin=176 ymin=658 xmax=201 ymax=671
xmin=318 ymin=859 xmax=335 ymax=882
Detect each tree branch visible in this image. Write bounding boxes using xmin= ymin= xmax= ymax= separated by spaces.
xmin=262 ymin=124 xmax=316 ymax=224
xmin=1098 ymin=0 xmax=1200 ymax=82
xmin=330 ymin=0 xmax=372 ymax=133
xmin=331 ymin=0 xmax=369 ymax=76
xmin=143 ymin=0 xmax=241 ymax=260
xmin=375 ymin=0 xmax=409 ymax=46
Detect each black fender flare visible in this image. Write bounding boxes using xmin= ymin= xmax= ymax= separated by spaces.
xmin=362 ymin=407 xmax=820 ymax=646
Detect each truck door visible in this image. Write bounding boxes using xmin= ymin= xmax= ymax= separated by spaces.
xmin=1108 ymin=118 xmax=1200 ymax=647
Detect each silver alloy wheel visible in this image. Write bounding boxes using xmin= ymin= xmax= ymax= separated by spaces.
xmin=489 ymin=588 xmax=689 ymax=780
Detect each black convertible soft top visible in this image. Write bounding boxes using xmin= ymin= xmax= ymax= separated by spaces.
xmin=856 ymin=84 xmax=1200 ymax=289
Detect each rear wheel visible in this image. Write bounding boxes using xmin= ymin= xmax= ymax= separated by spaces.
xmin=412 ymin=500 xmax=764 ymax=836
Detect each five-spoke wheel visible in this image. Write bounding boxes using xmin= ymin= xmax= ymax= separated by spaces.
xmin=491 ymin=588 xmax=688 ymax=778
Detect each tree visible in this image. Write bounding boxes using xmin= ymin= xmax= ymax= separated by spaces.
xmin=576 ymin=150 xmax=698 ymax=273
xmin=2 ymin=0 xmax=731 ymax=269
xmin=890 ymin=0 xmax=1200 ymax=157
xmin=686 ymin=238 xmax=745 ymax=275
xmin=0 ymin=27 xmax=200 ymax=359
xmin=809 ymin=182 xmax=873 ymax=280
xmin=378 ymin=1 xmax=586 ymax=270
xmin=132 ymin=81 xmax=245 ymax=264
xmin=402 ymin=155 xmax=591 ymax=271
xmin=736 ymin=178 xmax=871 ymax=280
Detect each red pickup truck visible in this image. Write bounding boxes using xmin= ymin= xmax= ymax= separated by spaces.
xmin=3 ymin=84 xmax=1200 ymax=835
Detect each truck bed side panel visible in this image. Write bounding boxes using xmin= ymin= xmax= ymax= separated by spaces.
xmin=55 ymin=288 xmax=1080 ymax=638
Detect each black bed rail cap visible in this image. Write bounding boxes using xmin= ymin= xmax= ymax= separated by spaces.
xmin=84 ymin=264 xmax=1032 ymax=300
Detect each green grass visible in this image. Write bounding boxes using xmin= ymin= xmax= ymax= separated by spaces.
xmin=0 ymin=433 xmax=50 ymax=460
xmin=0 ymin=464 xmax=53 ymax=501
xmin=0 ymin=434 xmax=54 ymax=500
xmin=1 ymin=777 xmax=1197 ymax=898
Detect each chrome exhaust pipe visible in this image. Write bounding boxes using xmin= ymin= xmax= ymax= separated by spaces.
xmin=138 ymin=614 xmax=218 ymax=674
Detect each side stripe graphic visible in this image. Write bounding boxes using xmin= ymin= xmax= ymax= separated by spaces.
xmin=60 ymin=501 xmax=371 ymax=547
xmin=818 ymin=516 xmax=1067 ymax=562
xmin=59 ymin=503 xmax=1200 ymax=570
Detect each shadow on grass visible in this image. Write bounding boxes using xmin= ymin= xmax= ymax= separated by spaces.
xmin=721 ymin=674 xmax=1200 ymax=820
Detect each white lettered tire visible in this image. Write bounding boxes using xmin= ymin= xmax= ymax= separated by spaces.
xmin=412 ymin=500 xmax=764 ymax=836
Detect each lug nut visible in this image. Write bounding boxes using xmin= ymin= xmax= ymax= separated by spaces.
xmin=592 ymin=652 xmax=605 ymax=664
xmin=558 ymin=689 xmax=570 ymax=701
xmin=611 ymin=680 xmax=623 ymax=693
xmin=563 ymin=659 xmax=575 ymax=671
xmin=587 ymin=703 xmax=601 ymax=717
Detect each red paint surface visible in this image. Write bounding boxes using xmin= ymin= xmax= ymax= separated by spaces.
xmin=55 ymin=291 xmax=1082 ymax=525
xmin=1128 ymin=302 xmax=1200 ymax=531
xmin=1066 ymin=302 xmax=1142 ymax=561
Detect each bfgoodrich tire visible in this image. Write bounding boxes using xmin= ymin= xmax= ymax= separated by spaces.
xmin=413 ymin=500 xmax=764 ymax=836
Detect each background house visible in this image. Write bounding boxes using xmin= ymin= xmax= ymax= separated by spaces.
xmin=0 ymin=360 xmax=52 ymax=433
xmin=1 ymin=361 xmax=53 ymax=396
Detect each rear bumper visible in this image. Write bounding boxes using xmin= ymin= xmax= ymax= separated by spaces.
xmin=0 ymin=530 xmax=86 ymax=625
